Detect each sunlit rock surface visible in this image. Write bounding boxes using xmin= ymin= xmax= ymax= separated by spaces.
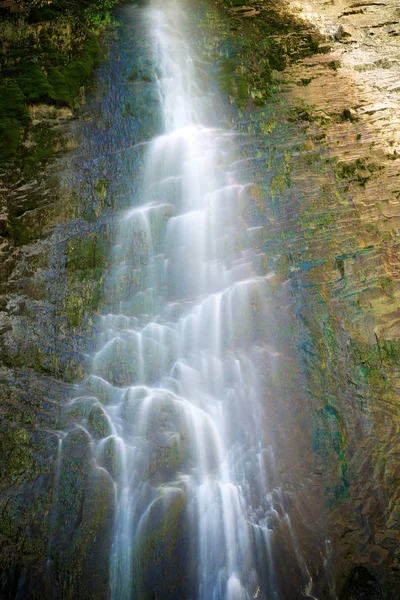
xmin=264 ymin=0 xmax=400 ymax=595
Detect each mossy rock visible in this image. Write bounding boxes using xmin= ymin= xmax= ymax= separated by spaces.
xmin=148 ymin=432 xmax=187 ymax=477
xmin=66 ymin=231 xmax=108 ymax=273
xmin=57 ymin=427 xmax=92 ymax=532
xmin=0 ymin=84 xmax=29 ymax=163
xmin=65 ymin=281 xmax=103 ymax=328
xmin=88 ymin=403 xmax=113 ymax=439
xmin=93 ymin=337 xmax=139 ymax=386
xmin=52 ymin=465 xmax=115 ymax=599
xmin=71 ymin=466 xmax=115 ymax=598
xmin=60 ymin=395 xmax=98 ymax=426
xmin=97 ymin=435 xmax=122 ymax=480
xmin=0 ymin=6 xmax=108 ymax=174
xmin=86 ymin=374 xmax=118 ymax=405
xmin=197 ymin=0 xmax=324 ymax=109
xmin=0 ymin=426 xmax=38 ymax=484
xmin=335 ymin=158 xmax=383 ymax=188
xmin=133 ymin=487 xmax=190 ymax=599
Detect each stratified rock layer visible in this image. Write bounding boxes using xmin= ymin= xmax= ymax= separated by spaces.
xmin=0 ymin=8 xmax=158 ymax=597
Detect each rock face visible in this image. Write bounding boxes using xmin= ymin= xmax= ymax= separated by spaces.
xmin=273 ymin=0 xmax=400 ymax=596
xmin=0 ymin=0 xmax=399 ymax=598
xmin=0 ymin=6 xmax=158 ymax=597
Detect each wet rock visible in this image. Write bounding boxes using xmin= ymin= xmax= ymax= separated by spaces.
xmin=97 ymin=435 xmax=122 ymax=480
xmin=88 ymin=403 xmax=113 ymax=440
xmin=0 ymin=214 xmax=8 ymax=236
xmin=59 ymin=396 xmax=98 ymax=426
xmin=86 ymin=374 xmax=117 ymax=405
xmin=58 ymin=428 xmax=92 ymax=532
xmin=339 ymin=566 xmax=384 ymax=599
xmin=148 ymin=431 xmax=187 ymax=478
xmin=134 ymin=487 xmax=191 ymax=599
xmin=51 ymin=464 xmax=115 ymax=600
xmin=73 ymin=466 xmax=115 ymax=598
xmin=93 ymin=337 xmax=138 ymax=386
xmin=121 ymin=386 xmax=148 ymax=422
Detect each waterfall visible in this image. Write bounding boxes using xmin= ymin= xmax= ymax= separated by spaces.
xmin=55 ymin=1 xmax=315 ymax=598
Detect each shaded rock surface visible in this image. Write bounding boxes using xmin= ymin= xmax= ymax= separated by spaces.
xmin=0 ymin=6 xmax=157 ymax=597
xmin=203 ymin=0 xmax=400 ymax=595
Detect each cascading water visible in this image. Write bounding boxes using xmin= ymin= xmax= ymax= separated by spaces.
xmin=53 ymin=1 xmax=318 ymax=598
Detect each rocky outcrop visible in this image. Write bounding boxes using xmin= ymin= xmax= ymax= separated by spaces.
xmin=279 ymin=1 xmax=400 ymax=596
xmin=212 ymin=0 xmax=400 ymax=596
xmin=0 ymin=2 xmax=165 ymax=596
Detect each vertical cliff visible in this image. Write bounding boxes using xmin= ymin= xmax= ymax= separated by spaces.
xmin=213 ymin=0 xmax=400 ymax=596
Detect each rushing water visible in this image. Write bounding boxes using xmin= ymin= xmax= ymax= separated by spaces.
xmin=54 ymin=1 xmax=318 ymax=598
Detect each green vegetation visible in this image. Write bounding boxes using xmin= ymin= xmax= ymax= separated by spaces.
xmin=380 ymin=277 xmax=394 ymax=297
xmin=288 ymin=102 xmax=331 ymax=126
xmin=313 ymin=404 xmax=349 ymax=503
xmin=65 ymin=231 xmax=110 ymax=327
xmin=351 ymin=338 xmax=400 ymax=392
xmin=0 ymin=0 xmax=119 ymax=176
xmin=0 ymin=426 xmax=37 ymax=484
xmin=335 ymin=158 xmax=383 ymax=188
xmin=198 ymin=0 xmax=325 ymax=109
xmin=297 ymin=77 xmax=312 ymax=86
xmin=299 ymin=210 xmax=335 ymax=230
xmin=0 ymin=83 xmax=29 ymax=162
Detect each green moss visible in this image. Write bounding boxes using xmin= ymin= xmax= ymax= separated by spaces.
xmin=19 ymin=61 xmax=54 ymax=103
xmin=297 ymin=77 xmax=312 ymax=86
xmin=64 ymin=231 xmax=108 ymax=326
xmin=299 ymin=210 xmax=334 ymax=230
xmin=64 ymin=231 xmax=111 ymax=326
xmin=327 ymin=60 xmax=340 ymax=71
xmin=149 ymin=436 xmax=186 ymax=476
xmin=65 ymin=280 xmax=103 ymax=327
xmin=217 ymin=57 xmax=236 ymax=96
xmin=133 ymin=488 xmax=188 ymax=598
xmin=21 ymin=123 xmax=56 ymax=179
xmin=270 ymin=151 xmax=291 ymax=198
xmin=0 ymin=84 xmax=29 ymax=163
xmin=313 ymin=404 xmax=349 ymax=504
xmin=88 ymin=404 xmax=113 ymax=439
xmin=0 ymin=1 xmax=114 ymax=175
xmin=28 ymin=7 xmax=60 ymax=24
xmin=0 ymin=426 xmax=37 ymax=484
xmin=364 ymin=222 xmax=379 ymax=234
xmin=350 ymin=339 xmax=400 ymax=393
xmin=0 ymin=117 xmax=22 ymax=163
xmin=380 ymin=277 xmax=394 ymax=296
xmin=94 ymin=178 xmax=108 ymax=200
xmin=100 ymin=436 xmax=121 ymax=479
xmin=65 ymin=293 xmax=85 ymax=328
xmin=287 ymin=102 xmax=330 ymax=127
xmin=138 ymin=489 xmax=184 ymax=555
xmin=335 ymin=158 xmax=383 ymax=187
xmin=66 ymin=233 xmax=107 ymax=273
xmin=61 ymin=397 xmax=97 ymax=424
xmin=197 ymin=0 xmax=324 ymax=110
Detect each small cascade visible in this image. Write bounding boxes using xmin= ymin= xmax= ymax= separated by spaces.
xmin=53 ymin=1 xmax=316 ymax=598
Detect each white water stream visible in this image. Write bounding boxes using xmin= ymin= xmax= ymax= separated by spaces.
xmin=57 ymin=1 xmax=315 ymax=598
